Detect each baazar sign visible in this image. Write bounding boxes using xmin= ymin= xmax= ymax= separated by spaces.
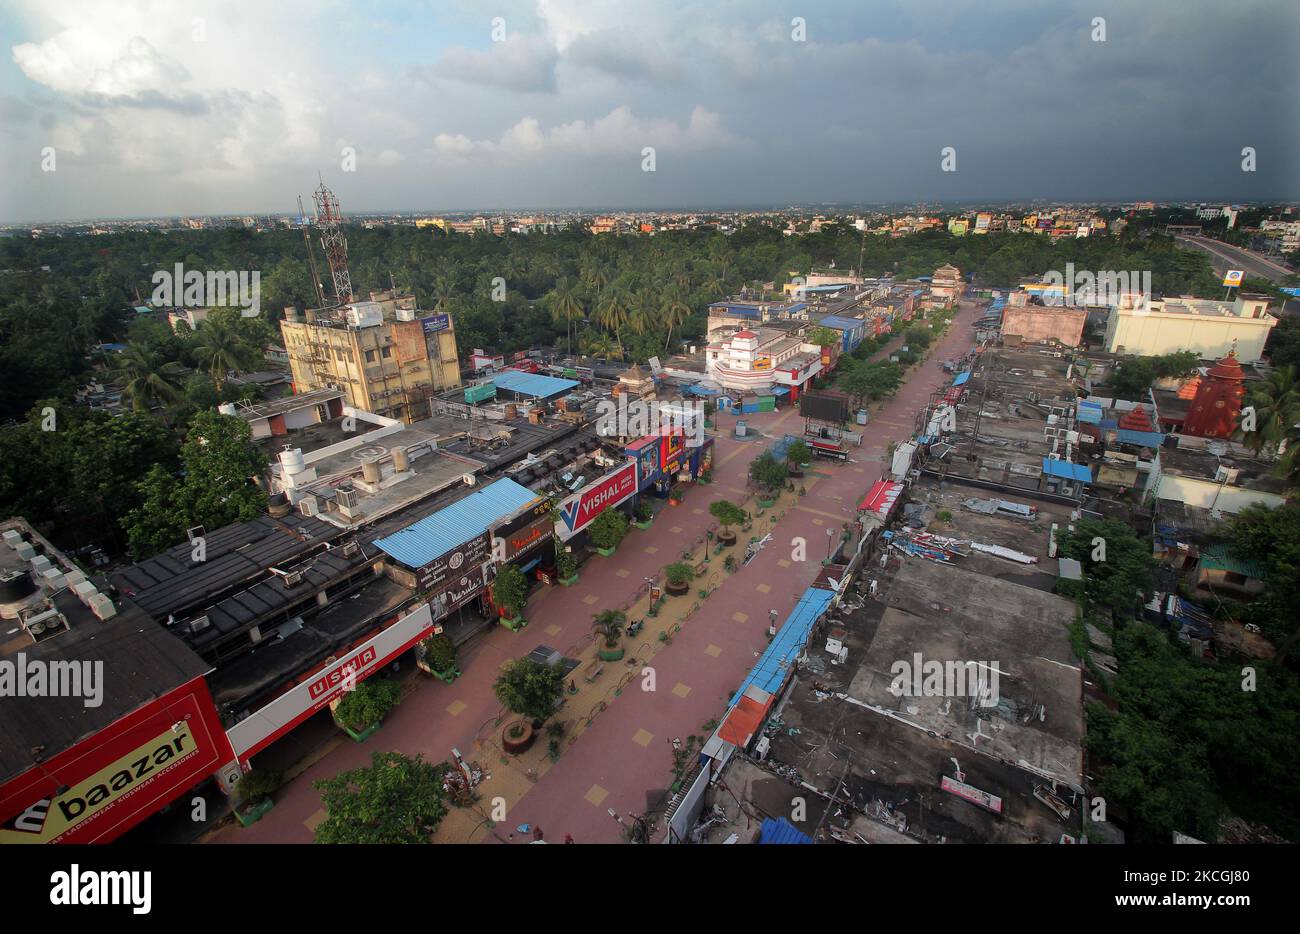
xmin=417 ymin=532 xmax=492 ymax=592
xmin=556 ymin=461 xmax=637 ymax=541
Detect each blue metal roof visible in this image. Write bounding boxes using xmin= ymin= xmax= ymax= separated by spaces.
xmin=491 ymin=369 xmax=580 ymax=398
xmin=952 ymin=371 xmax=971 ymax=387
xmin=372 ymin=478 xmax=542 ymax=567
xmin=1116 ymin=429 xmax=1164 ymax=448
xmin=1042 ymin=457 xmax=1092 ymax=483
xmin=770 ymin=385 xmax=790 ymax=395
xmin=758 ymin=817 xmax=812 ymax=845
xmin=710 ymin=303 xmax=761 ymax=316
xmin=729 ymin=587 xmax=835 ymax=706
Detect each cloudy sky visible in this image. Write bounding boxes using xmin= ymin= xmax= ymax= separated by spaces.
xmin=2 ymin=0 xmax=1297 ymax=221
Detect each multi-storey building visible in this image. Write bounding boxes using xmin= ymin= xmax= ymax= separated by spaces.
xmin=280 ymin=289 xmax=462 ymax=424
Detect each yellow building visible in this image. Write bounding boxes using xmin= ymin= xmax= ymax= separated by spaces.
xmin=280 ymin=290 xmax=462 ymax=424
xmin=948 ymin=218 xmax=969 ymax=236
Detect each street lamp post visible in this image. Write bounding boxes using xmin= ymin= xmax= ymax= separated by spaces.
xmin=825 ymin=527 xmax=834 ymax=563
xmin=705 ymin=529 xmax=713 ymax=562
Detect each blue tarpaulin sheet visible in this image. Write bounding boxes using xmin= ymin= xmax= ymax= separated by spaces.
xmin=952 ymin=371 xmax=971 ymax=386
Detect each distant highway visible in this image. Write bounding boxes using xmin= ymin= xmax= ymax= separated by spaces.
xmin=1174 ymin=234 xmax=1293 ymax=284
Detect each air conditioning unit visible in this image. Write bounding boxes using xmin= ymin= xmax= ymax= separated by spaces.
xmin=283 ymin=570 xmax=303 ymax=588
xmin=342 ymin=541 xmax=361 ymax=558
xmin=298 ymin=495 xmax=319 ymax=516
xmin=336 ymin=488 xmax=358 ymax=509
xmin=189 ymin=615 xmax=211 ymax=634
xmin=462 ymin=473 xmax=477 ymax=486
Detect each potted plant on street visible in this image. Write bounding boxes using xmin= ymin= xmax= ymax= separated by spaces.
xmin=591 ymin=609 xmax=627 ymax=661
xmin=492 ymin=563 xmax=529 ymax=631
xmin=634 ymin=499 xmax=655 ymax=530
xmin=416 ymin=632 xmax=459 ymax=682
xmin=330 ymin=677 xmax=401 ymax=742
xmin=588 ymin=508 xmax=629 ymax=556
xmin=663 ymin=562 xmax=695 ymax=597
xmin=785 ymin=439 xmax=812 ymax=477
xmin=749 ymin=451 xmax=787 ymax=508
xmin=709 ymin=500 xmax=746 ymax=546
xmin=232 ymin=768 xmax=282 ymax=827
xmin=667 ymin=485 xmax=684 ymax=506
xmin=493 ymin=658 xmax=565 ymax=754
xmin=555 ymin=550 xmax=579 ymax=586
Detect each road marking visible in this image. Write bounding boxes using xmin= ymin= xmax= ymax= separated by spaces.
xmin=705 ymin=644 xmax=723 ymax=657
xmin=583 ymin=594 xmax=599 ymax=605
xmin=732 ymin=611 xmax=749 ymax=623
xmin=756 ymin=583 xmax=771 ymax=594
xmin=545 ymin=623 xmax=562 ymax=636
xmin=632 ymin=728 xmax=654 ymax=747
xmin=447 ymin=699 xmax=467 ymax=716
xmin=672 ymin=682 xmax=691 ymax=698
xmin=616 ymin=569 xmax=630 ymax=578
xmin=795 ymin=504 xmax=850 ymax=522
xmin=777 ymin=559 xmax=792 ymax=568
xmin=644 ymin=545 xmax=659 ymax=554
xmin=304 ymin=809 xmax=327 ymax=834
xmin=585 ymin=784 xmax=609 ymax=806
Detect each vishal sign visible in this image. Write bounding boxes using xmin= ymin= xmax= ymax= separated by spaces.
xmin=556 ymin=461 xmax=637 ymax=541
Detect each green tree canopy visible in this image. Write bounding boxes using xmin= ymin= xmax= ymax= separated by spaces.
xmin=313 ymin=752 xmax=450 ymax=844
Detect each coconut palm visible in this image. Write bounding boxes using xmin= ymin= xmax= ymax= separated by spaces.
xmin=192 ymin=319 xmax=260 ymax=391
xmin=548 ymin=277 xmax=583 ymax=357
xmin=591 ymin=609 xmax=626 ymax=648
xmin=594 ymin=288 xmax=630 ymax=359
xmin=1243 ymin=366 xmax=1300 ymax=455
xmin=114 ymin=345 xmax=182 ymax=413
xmin=661 ymin=290 xmax=691 ymax=352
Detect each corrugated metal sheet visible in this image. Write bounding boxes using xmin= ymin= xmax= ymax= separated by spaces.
xmin=818 ymin=314 xmax=865 ymax=331
xmin=372 ymin=478 xmax=542 ymax=568
xmin=491 ymin=369 xmax=579 ymax=399
xmin=1199 ymin=545 xmax=1265 ymax=580
xmin=1116 ymin=429 xmax=1164 ymax=448
xmin=729 ymin=587 xmax=834 ymax=706
xmin=758 ymin=817 xmax=812 ymax=845
xmin=1041 ymin=457 xmax=1092 ymax=483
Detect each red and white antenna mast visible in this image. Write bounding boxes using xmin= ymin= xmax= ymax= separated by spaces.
xmin=312 ymin=176 xmax=353 ymax=305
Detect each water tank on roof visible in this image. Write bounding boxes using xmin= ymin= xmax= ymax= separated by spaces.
xmin=362 ymin=459 xmax=382 ymax=484
xmin=279 ymin=448 xmax=306 ymax=475
xmin=392 ymin=447 xmax=410 ymax=472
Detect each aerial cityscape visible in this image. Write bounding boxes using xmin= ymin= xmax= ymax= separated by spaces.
xmin=2 ymin=0 xmax=1298 ymax=899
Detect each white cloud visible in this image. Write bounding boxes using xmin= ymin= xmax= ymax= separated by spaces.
xmin=433 ymin=35 xmax=558 ymax=93
xmin=429 ymin=104 xmax=738 ymax=165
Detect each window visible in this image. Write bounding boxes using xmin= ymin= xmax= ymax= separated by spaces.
xmin=365 ymin=349 xmax=377 ymax=363
xmin=381 ymin=347 xmax=392 ymax=358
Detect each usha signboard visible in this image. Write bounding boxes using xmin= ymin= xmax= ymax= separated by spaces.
xmin=556 ymin=460 xmax=637 ymax=541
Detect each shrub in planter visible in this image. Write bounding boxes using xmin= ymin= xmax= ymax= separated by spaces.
xmin=591 ymin=609 xmax=626 ymax=660
xmin=749 ymin=451 xmax=786 ymax=502
xmin=709 ymin=500 xmax=746 ymax=545
xmin=492 ymin=563 xmax=529 ymax=626
xmin=555 ymin=550 xmax=578 ymax=585
xmin=233 ymin=768 xmax=282 ymax=824
xmin=493 ymin=657 xmax=565 ymax=723
xmin=588 ymin=508 xmax=629 ymax=555
xmin=332 ymin=678 xmax=401 ymax=737
xmin=663 ymin=562 xmax=695 ymax=596
xmin=417 ymin=633 xmax=458 ymax=680
xmin=785 ymin=439 xmax=812 ymax=474
xmin=634 ymin=499 xmax=654 ymax=527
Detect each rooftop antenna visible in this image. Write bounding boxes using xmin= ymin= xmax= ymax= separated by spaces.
xmin=298 ymin=195 xmax=326 ymax=308
xmin=313 ymin=176 xmax=353 ymax=305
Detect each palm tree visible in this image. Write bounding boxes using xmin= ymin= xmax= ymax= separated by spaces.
xmin=192 ymin=320 xmax=259 ymax=391
xmin=548 ymin=277 xmax=583 ymax=357
xmin=591 ymin=609 xmax=626 ymax=649
xmin=431 ymin=276 xmax=455 ymax=313
xmin=661 ymin=290 xmax=690 ymax=352
xmin=1243 ymin=366 xmax=1299 ymax=455
xmin=114 ymin=345 xmax=181 ymax=413
xmin=594 ymin=288 xmax=629 ymax=360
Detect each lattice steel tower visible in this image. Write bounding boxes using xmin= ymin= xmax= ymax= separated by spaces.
xmin=312 ymin=177 xmax=353 ymax=305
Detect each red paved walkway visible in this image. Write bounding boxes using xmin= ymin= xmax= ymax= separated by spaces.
xmin=207 ymin=301 xmax=978 ymax=844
